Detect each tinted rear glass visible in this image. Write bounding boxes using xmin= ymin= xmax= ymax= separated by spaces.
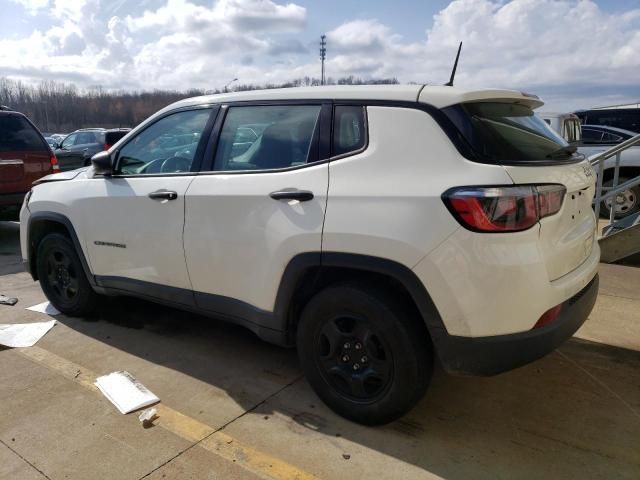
xmin=105 ymin=130 xmax=129 ymax=145
xmin=443 ymin=102 xmax=575 ymax=163
xmin=0 ymin=115 xmax=47 ymax=152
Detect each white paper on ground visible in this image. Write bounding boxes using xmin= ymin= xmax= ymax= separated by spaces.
xmin=95 ymin=371 xmax=160 ymax=414
xmin=26 ymin=302 xmax=61 ymax=315
xmin=0 ymin=320 xmax=56 ymax=347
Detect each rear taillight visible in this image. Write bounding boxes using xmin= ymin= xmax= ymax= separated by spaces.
xmin=50 ymin=155 xmax=60 ymax=173
xmin=103 ymin=144 xmax=111 ymax=151
xmin=443 ymin=184 xmax=566 ymax=233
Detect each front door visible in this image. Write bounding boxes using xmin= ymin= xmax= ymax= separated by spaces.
xmin=184 ymin=104 xmax=329 ymax=318
xmin=80 ymin=107 xmax=215 ymax=303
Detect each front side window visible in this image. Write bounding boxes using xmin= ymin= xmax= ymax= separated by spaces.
xmin=117 ymin=109 xmax=211 ymax=175
xmin=214 ymin=105 xmax=321 ymax=171
xmin=443 ymin=102 xmax=575 ymax=163
xmin=333 ymin=106 xmax=366 ymax=157
xmin=61 ymin=134 xmax=77 ymax=149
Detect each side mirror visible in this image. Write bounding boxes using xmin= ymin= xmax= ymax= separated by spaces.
xmin=91 ymin=150 xmax=114 ymax=175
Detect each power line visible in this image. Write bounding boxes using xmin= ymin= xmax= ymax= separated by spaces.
xmin=320 ymin=35 xmax=326 ymax=85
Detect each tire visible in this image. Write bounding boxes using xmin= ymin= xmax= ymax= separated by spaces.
xmin=296 ymin=282 xmax=433 ymax=425
xmin=36 ymin=233 xmax=98 ymax=316
xmin=600 ymin=177 xmax=640 ymax=219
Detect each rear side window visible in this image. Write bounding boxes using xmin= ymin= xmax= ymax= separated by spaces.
xmin=214 ymin=105 xmax=321 ymax=171
xmin=332 ymin=106 xmax=366 ymax=157
xmin=443 ymin=102 xmax=574 ymax=163
xmin=0 ymin=115 xmax=46 ymax=152
xmin=75 ymin=132 xmax=98 ymax=144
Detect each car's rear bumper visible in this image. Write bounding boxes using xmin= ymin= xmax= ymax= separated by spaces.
xmin=433 ymin=274 xmax=599 ymax=376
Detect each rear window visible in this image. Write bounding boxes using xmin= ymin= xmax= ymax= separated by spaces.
xmin=0 ymin=115 xmax=47 ymax=152
xmin=105 ymin=130 xmax=129 ymax=145
xmin=442 ymin=102 xmax=575 ymax=164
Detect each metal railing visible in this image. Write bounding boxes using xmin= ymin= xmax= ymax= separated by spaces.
xmin=589 ymin=133 xmax=640 ymax=231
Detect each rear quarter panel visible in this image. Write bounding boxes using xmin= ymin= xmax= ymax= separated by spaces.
xmin=323 ymin=106 xmax=515 ymax=267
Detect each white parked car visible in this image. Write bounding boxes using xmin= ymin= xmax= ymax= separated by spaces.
xmin=20 ymin=86 xmax=600 ymax=425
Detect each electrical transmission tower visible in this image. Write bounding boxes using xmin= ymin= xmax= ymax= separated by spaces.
xmin=320 ymin=35 xmax=326 ymax=85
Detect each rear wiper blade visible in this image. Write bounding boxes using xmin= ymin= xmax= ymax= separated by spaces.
xmin=546 ymin=145 xmax=577 ymax=159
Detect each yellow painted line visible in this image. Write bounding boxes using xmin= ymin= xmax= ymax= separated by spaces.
xmin=201 ymin=431 xmax=318 ymax=480
xmin=17 ymin=346 xmax=319 ymax=480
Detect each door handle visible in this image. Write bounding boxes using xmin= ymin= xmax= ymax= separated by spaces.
xmin=148 ymin=190 xmax=178 ymax=201
xmin=269 ymin=189 xmax=314 ymax=202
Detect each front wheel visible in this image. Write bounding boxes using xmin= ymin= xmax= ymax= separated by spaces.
xmin=297 ymin=282 xmax=432 ymax=425
xmin=36 ymin=233 xmax=98 ymax=316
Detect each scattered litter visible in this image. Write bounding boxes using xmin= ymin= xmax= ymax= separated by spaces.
xmin=0 ymin=295 xmax=18 ymax=306
xmin=0 ymin=320 xmax=56 ymax=347
xmin=95 ymin=371 xmax=160 ymax=414
xmin=26 ymin=302 xmax=60 ymax=315
xmin=74 ymin=369 xmax=81 ymax=379
xmin=342 ymin=454 xmax=351 ymax=460
xmin=138 ymin=407 xmax=158 ymax=428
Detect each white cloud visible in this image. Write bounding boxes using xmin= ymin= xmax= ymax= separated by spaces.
xmin=9 ymin=0 xmax=49 ymax=14
xmin=0 ymin=0 xmax=639 ymax=110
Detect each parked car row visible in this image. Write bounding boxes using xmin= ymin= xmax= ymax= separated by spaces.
xmin=0 ymin=106 xmax=131 ymax=219
xmin=53 ymin=128 xmax=130 ymax=171
xmin=539 ymin=111 xmax=640 ymax=219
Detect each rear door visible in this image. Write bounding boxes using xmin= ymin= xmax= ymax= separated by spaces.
xmin=183 ymin=103 xmax=329 ymax=318
xmin=0 ymin=114 xmax=51 ymax=197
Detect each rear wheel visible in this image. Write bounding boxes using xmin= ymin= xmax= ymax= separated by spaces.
xmin=296 ymin=282 xmax=432 ymax=425
xmin=600 ymin=177 xmax=640 ymax=219
xmin=36 ymin=233 xmax=97 ymax=316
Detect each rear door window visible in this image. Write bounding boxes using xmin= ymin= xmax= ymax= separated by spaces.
xmin=75 ymin=132 xmax=97 ymax=145
xmin=443 ymin=102 xmax=576 ymax=163
xmin=214 ymin=105 xmax=321 ymax=171
xmin=0 ymin=115 xmax=47 ymax=152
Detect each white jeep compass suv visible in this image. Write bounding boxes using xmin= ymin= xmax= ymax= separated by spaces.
xmin=20 ymin=85 xmax=600 ymax=425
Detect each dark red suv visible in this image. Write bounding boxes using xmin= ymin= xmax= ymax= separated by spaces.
xmin=0 ymin=107 xmax=58 ymax=219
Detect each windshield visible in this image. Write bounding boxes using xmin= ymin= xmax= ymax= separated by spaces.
xmin=443 ymin=102 xmax=576 ymax=164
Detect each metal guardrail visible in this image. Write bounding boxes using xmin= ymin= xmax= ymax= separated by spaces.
xmin=589 ymin=133 xmax=640 ymax=230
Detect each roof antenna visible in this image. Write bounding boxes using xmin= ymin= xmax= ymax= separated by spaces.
xmin=444 ymin=42 xmax=462 ymax=86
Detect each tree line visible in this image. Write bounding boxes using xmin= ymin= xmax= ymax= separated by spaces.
xmin=0 ymin=76 xmax=399 ymax=134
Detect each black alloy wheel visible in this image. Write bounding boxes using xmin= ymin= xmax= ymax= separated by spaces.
xmin=315 ymin=314 xmax=393 ymax=403
xmin=297 ymin=282 xmax=432 ymax=425
xmin=36 ymin=233 xmax=97 ymax=316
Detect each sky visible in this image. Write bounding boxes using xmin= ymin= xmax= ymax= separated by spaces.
xmin=1 ymin=0 xmax=639 ymax=111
